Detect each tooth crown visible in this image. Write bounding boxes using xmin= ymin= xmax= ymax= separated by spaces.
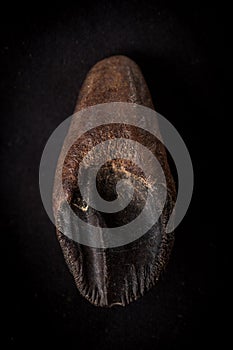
xmin=53 ymin=56 xmax=176 ymax=307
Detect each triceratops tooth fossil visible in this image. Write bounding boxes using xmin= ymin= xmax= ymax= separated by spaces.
xmin=53 ymin=55 xmax=176 ymax=307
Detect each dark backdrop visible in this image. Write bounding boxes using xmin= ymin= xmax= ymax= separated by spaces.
xmin=1 ymin=1 xmax=217 ymax=348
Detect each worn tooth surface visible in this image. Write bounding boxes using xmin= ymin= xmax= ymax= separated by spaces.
xmin=53 ymin=55 xmax=176 ymax=307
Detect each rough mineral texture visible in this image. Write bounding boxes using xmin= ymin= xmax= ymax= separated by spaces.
xmin=53 ymin=55 xmax=176 ymax=307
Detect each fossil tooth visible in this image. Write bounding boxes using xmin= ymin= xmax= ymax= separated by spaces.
xmin=53 ymin=55 xmax=176 ymax=307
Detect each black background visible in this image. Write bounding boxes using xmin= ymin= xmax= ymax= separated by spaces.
xmin=1 ymin=1 xmax=217 ymax=348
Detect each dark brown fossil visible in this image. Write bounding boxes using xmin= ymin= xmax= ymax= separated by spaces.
xmin=53 ymin=55 xmax=176 ymax=307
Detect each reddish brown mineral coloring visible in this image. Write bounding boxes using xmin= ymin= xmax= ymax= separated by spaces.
xmin=53 ymin=56 xmax=176 ymax=306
